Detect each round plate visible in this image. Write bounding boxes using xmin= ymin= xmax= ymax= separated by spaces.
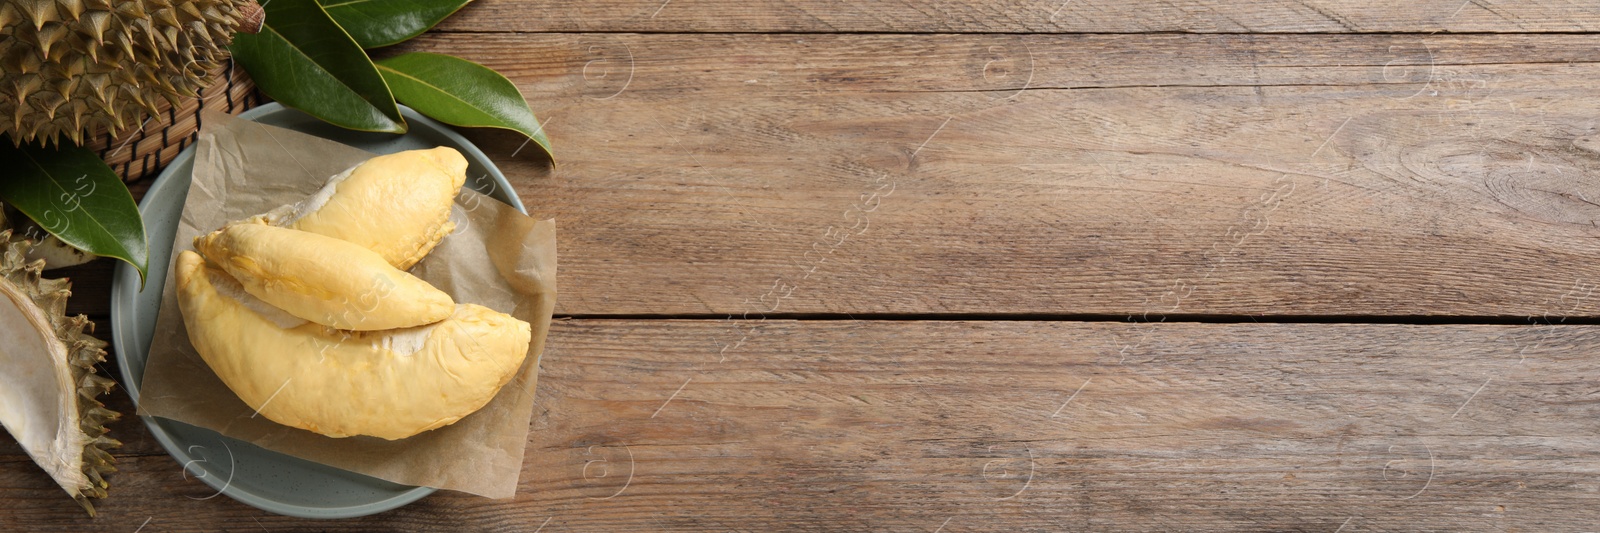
xmin=110 ymin=103 xmax=526 ymax=518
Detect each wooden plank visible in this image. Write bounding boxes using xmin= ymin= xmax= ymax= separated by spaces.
xmin=5 ymin=320 xmax=1599 ymax=530
xmin=57 ymin=34 xmax=1600 ymax=318
xmin=440 ymin=0 xmax=1600 ymax=33
xmin=53 ymin=34 xmax=1600 ymax=318
xmin=418 ymin=33 xmax=1600 ymax=317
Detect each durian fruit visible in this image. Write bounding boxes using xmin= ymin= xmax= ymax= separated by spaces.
xmin=0 ymin=230 xmax=119 ymax=515
xmin=249 ymin=147 xmax=469 ymax=270
xmin=0 ymin=205 xmax=95 ymax=269
xmin=0 ymin=0 xmax=260 ymax=145
xmin=175 ymin=251 xmax=531 ymax=441
xmin=194 ymin=222 xmax=454 ymax=331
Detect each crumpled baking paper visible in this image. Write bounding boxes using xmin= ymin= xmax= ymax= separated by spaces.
xmin=136 ymin=110 xmax=556 ymax=498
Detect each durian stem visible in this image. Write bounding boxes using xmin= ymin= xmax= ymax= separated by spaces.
xmin=236 ymin=1 xmax=263 ymax=35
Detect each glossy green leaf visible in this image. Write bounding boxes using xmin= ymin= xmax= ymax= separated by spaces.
xmin=323 ymin=0 xmax=473 ymax=49
xmin=0 ymin=142 xmax=148 ymax=283
xmin=377 ymin=52 xmax=552 ymax=159
xmin=231 ymin=0 xmax=406 ymax=133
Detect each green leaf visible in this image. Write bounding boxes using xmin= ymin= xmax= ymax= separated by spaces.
xmin=323 ymin=0 xmax=473 ymax=49
xmin=377 ymin=52 xmax=553 ymax=160
xmin=0 ymin=142 xmax=148 ymax=284
xmin=231 ymin=0 xmax=406 ymax=133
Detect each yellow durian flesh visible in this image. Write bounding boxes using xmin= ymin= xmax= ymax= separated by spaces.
xmin=194 ymin=222 xmax=454 ymax=331
xmin=175 ymin=251 xmax=532 ymax=440
xmin=0 ymin=231 xmax=118 ymax=516
xmin=254 ymin=147 xmax=469 ymax=270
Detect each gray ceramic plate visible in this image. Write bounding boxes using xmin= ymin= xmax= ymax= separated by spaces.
xmin=111 ymin=103 xmax=526 ymax=518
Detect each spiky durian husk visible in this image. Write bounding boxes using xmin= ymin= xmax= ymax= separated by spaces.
xmin=0 ymin=205 xmax=95 ymax=268
xmin=0 ymin=229 xmax=120 ymax=515
xmin=0 ymin=0 xmax=250 ymax=145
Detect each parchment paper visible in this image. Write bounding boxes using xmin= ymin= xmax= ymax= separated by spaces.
xmin=136 ymin=111 xmax=556 ymax=498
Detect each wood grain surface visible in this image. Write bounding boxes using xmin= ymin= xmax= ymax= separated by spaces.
xmin=456 ymin=32 xmax=1600 ymax=318
xmin=6 ymin=321 xmax=1599 ymax=531
xmin=441 ymin=0 xmax=1600 ymax=33
xmin=55 ymin=33 xmax=1600 ymax=318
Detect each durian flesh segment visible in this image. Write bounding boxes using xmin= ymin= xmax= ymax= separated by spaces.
xmin=194 ymin=222 xmax=454 ymax=331
xmin=175 ymin=251 xmax=532 ymax=441
xmin=264 ymin=147 xmax=469 ymax=270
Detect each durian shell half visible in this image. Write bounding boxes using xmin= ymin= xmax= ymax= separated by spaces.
xmin=175 ymin=251 xmax=532 ymax=441
xmin=0 ymin=230 xmax=119 ymax=516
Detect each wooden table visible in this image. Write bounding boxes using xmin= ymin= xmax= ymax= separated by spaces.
xmin=9 ymin=1 xmax=1600 ymax=530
